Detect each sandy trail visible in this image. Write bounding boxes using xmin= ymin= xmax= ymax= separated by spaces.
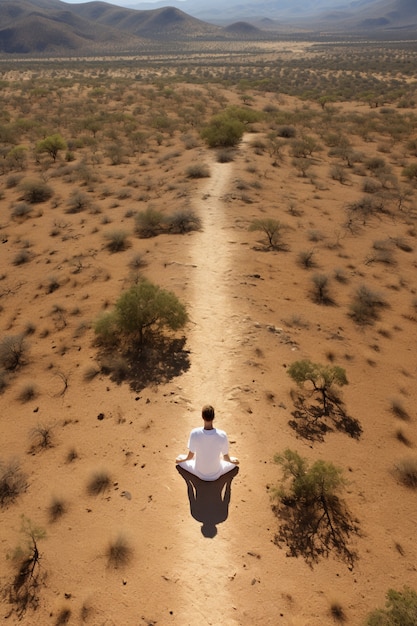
xmin=173 ymin=150 xmax=243 ymax=626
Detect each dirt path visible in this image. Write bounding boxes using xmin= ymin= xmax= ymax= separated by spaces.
xmin=173 ymin=150 xmax=243 ymax=626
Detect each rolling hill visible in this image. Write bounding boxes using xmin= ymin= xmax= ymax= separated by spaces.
xmin=0 ymin=0 xmax=222 ymax=54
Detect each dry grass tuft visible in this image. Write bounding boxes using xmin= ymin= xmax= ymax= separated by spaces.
xmin=106 ymin=533 xmax=134 ymax=569
xmin=87 ymin=469 xmax=112 ymax=495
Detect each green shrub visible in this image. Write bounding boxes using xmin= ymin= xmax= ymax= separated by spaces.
xmin=95 ymin=279 xmax=188 ymax=346
xmin=201 ymin=113 xmax=245 ymax=148
xmin=365 ymin=587 xmax=417 ymax=625
xmin=287 ymin=359 xmax=348 ymax=415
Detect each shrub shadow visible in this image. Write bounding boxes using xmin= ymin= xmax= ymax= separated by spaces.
xmin=98 ymin=335 xmax=190 ymax=392
xmin=289 ymin=396 xmax=362 ymax=442
xmin=272 ymin=494 xmax=359 ymax=568
xmin=176 ymin=465 xmax=239 ymax=538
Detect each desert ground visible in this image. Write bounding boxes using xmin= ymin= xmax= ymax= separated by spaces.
xmin=0 ymin=42 xmax=417 ymax=625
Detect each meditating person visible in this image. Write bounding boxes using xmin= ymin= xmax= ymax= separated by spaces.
xmin=175 ymin=404 xmax=239 ymax=481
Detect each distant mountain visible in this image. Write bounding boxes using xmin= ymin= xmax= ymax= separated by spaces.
xmin=127 ymin=0 xmax=417 ymax=30
xmin=69 ymin=1 xmax=222 ymax=38
xmin=0 ymin=0 xmax=222 ymax=54
xmin=312 ymin=0 xmax=417 ymax=30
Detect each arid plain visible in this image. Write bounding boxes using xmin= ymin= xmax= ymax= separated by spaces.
xmin=0 ymin=41 xmax=417 ymax=625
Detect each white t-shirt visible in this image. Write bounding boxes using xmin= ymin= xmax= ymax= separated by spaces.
xmin=188 ymin=427 xmax=229 ymax=481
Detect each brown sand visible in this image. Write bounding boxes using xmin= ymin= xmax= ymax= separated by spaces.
xmin=0 ymin=77 xmax=416 ymax=626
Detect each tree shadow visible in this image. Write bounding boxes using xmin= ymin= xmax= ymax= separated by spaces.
xmin=176 ymin=465 xmax=239 ymax=538
xmin=272 ymin=494 xmax=359 ymax=568
xmin=289 ymin=396 xmax=362 ymax=442
xmin=98 ymin=335 xmax=190 ymax=393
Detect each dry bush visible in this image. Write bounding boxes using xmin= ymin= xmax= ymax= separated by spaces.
xmin=349 ymin=285 xmax=388 ymax=324
xmin=17 ymin=383 xmax=38 ymax=403
xmin=0 ymin=458 xmax=27 ymax=507
xmin=310 ymin=273 xmax=334 ymax=305
xmin=104 ymin=230 xmax=129 ymax=252
xmin=13 ymin=250 xmax=32 ymax=266
xmin=297 ymin=250 xmax=316 ymax=269
xmin=65 ymin=448 xmax=78 ymax=463
xmin=87 ymin=469 xmax=112 ymax=495
xmin=0 ymin=334 xmax=28 ymax=371
xmin=47 ymin=496 xmax=67 ymax=523
xmin=106 ymin=533 xmax=133 ymax=569
xmin=128 ymin=253 xmax=147 ymax=270
xmin=19 ymin=178 xmax=53 ymax=203
xmin=11 ymin=202 xmax=33 ymax=220
xmin=166 ymin=208 xmax=202 ymax=234
xmin=394 ymin=457 xmax=417 ymax=488
xmin=185 ymin=163 xmax=210 ymax=178
xmin=54 ymin=607 xmax=71 ymax=625
xmin=395 ymin=428 xmax=412 ymax=447
xmin=29 ymin=424 xmax=54 ymax=452
xmin=390 ymin=398 xmax=410 ymax=421
xmin=329 ymin=599 xmax=347 ymax=622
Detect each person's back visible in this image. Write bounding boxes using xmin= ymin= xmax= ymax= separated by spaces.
xmin=176 ymin=404 xmax=239 ymax=481
xmin=188 ymin=426 xmax=228 ymax=480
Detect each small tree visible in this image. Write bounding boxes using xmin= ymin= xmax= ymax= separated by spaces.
xmin=272 ymin=449 xmax=357 ymax=565
xmin=249 ymin=218 xmax=286 ymax=250
xmin=201 ymin=113 xmax=245 ymax=148
xmin=287 ymin=359 xmax=348 ymax=415
xmin=95 ymin=279 xmax=188 ymax=346
xmin=36 ymin=133 xmax=66 ymax=162
xmin=7 ymin=516 xmax=46 ymax=618
xmin=365 ymin=587 xmax=417 ymax=626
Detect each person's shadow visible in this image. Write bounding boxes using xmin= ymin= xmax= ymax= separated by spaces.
xmin=176 ymin=465 xmax=239 ymax=538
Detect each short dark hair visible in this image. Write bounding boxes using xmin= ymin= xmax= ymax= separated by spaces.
xmin=202 ymin=404 xmax=215 ymax=421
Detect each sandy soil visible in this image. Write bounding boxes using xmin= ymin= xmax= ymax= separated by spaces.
xmin=0 ymin=79 xmax=417 ymax=626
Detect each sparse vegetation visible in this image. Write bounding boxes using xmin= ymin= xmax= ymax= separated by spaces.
xmin=271 ymin=449 xmax=358 ymax=565
xmin=95 ymin=279 xmax=188 ymax=347
xmin=365 ymin=586 xmax=417 ymax=625
xmin=87 ymin=469 xmax=112 ymax=495
xmin=249 ymin=218 xmax=287 ymax=250
xmin=287 ymin=359 xmax=348 ymax=416
xmin=0 ymin=459 xmax=27 ymax=507
xmin=106 ymin=533 xmax=133 ymax=568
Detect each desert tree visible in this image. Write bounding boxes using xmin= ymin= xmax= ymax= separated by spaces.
xmin=36 ymin=133 xmax=67 ymax=162
xmin=95 ymin=279 xmax=188 ymax=347
xmin=7 ymin=516 xmax=46 ymax=619
xmin=249 ymin=218 xmax=287 ymax=250
xmin=287 ymin=359 xmax=348 ymax=416
xmin=271 ymin=449 xmax=357 ymax=565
